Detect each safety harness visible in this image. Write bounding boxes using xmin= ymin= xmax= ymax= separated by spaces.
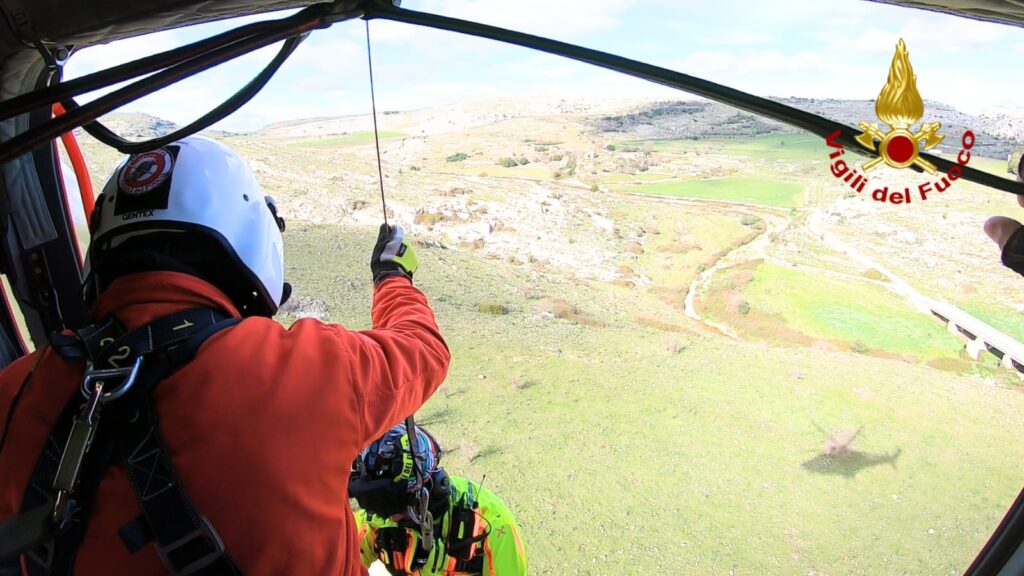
xmin=371 ymin=481 xmax=490 ymax=576
xmin=0 ymin=307 xmax=242 ymax=576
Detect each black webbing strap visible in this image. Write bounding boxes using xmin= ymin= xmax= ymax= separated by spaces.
xmin=115 ymin=318 xmax=243 ymax=576
xmin=0 ymin=308 xmax=241 ymax=576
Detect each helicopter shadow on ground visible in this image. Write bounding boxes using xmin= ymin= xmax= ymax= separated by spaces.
xmin=801 ymin=448 xmax=903 ymax=480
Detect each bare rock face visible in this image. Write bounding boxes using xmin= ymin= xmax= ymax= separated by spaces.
xmin=93 ymin=112 xmax=179 ymax=138
xmin=594 ymin=98 xmax=1020 ymax=158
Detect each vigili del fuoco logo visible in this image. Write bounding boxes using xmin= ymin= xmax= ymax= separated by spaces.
xmin=824 ymin=39 xmax=975 ymax=205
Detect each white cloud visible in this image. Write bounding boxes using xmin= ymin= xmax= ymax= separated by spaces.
xmin=66 ymin=31 xmax=184 ymax=78
xmin=55 ymin=0 xmax=1024 ymax=132
xmin=411 ymin=0 xmax=633 ymax=39
xmin=708 ymin=31 xmax=778 ymax=46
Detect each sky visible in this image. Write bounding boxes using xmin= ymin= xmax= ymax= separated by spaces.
xmin=64 ymin=0 xmax=1024 ymax=132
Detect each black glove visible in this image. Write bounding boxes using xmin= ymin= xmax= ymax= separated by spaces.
xmin=371 ymin=223 xmax=419 ymax=285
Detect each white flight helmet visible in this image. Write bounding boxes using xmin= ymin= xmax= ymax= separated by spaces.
xmin=85 ymin=136 xmax=286 ymax=316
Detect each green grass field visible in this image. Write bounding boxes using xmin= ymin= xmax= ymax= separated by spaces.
xmin=705 ymin=261 xmax=965 ymax=360
xmin=283 ymin=222 xmax=1024 ymax=575
xmin=622 ymin=177 xmax=805 ymax=208
xmin=960 ymin=301 xmax=1024 ymax=344
xmin=619 ymin=134 xmax=826 ymax=159
xmin=746 ymin=263 xmax=966 ymax=358
xmin=721 ymin=133 xmax=827 ymax=160
xmin=288 ymin=131 xmax=403 ymax=148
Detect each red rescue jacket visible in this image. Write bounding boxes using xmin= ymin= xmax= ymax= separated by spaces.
xmin=0 ymin=271 xmax=450 ymax=575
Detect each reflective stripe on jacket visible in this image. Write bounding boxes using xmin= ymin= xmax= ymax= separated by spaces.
xmin=0 ymin=271 xmax=450 ymax=575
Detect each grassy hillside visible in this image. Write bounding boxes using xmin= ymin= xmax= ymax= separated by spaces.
xmin=77 ymin=99 xmax=1024 ymax=575
xmin=284 ymin=223 xmax=1024 ymax=575
xmin=701 ymin=261 xmax=967 ymax=361
xmin=288 ymin=131 xmax=404 ymax=148
xmin=623 ymin=177 xmax=805 ymax=208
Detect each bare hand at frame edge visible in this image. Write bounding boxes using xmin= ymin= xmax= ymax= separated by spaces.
xmin=984 ymin=154 xmax=1024 ymax=276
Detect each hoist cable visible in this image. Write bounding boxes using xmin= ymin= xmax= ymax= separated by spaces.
xmin=364 ymin=20 xmax=389 ymax=226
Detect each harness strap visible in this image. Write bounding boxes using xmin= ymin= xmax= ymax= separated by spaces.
xmin=0 ymin=308 xmax=241 ymax=576
xmin=116 ymin=317 xmax=243 ymax=576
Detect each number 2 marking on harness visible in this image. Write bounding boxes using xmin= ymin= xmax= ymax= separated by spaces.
xmin=107 ymin=346 xmax=131 ymax=367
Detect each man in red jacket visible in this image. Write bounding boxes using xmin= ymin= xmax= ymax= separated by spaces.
xmin=0 ymin=136 xmax=449 ymax=575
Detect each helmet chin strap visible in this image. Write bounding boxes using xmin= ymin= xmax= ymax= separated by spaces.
xmin=280 ymin=282 xmax=292 ymax=307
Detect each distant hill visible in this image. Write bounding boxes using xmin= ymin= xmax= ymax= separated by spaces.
xmin=255 ymin=97 xmax=642 ymax=140
xmin=594 ymin=97 xmax=1020 ymax=159
xmin=83 ymin=98 xmax=1021 ymax=159
xmin=73 ymin=112 xmax=234 ymax=142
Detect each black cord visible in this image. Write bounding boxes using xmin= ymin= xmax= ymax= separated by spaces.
xmin=0 ymin=16 xmax=285 ymax=123
xmin=365 ymin=20 xmax=388 ymax=227
xmin=0 ymin=4 xmax=364 ymax=164
xmin=65 ymin=34 xmax=307 ymax=154
xmin=0 ymin=14 xmax=333 ymax=164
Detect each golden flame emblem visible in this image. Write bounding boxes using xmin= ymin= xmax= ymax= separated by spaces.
xmin=855 ymin=39 xmax=944 ymax=172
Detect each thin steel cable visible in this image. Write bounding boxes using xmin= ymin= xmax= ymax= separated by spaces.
xmin=365 ymin=20 xmax=388 ymax=227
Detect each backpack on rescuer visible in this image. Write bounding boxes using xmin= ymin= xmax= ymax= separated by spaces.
xmin=0 ymin=137 xmax=289 ymax=575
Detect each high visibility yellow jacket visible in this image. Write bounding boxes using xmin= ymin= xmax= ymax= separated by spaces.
xmin=355 ymin=476 xmax=526 ymax=576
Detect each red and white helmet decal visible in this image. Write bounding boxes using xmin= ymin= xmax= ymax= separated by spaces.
xmin=118 ymin=148 xmax=174 ymax=195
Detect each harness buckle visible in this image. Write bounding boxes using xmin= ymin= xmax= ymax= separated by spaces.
xmin=80 ymin=356 xmax=144 ymax=403
xmin=153 ymin=516 xmax=226 ymax=576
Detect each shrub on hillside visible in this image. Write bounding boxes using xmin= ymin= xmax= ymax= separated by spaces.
xmin=414 ymin=211 xmax=445 ymax=226
xmin=563 ymin=155 xmax=577 ymax=176
xmin=498 ymin=157 xmax=517 ymax=168
xmin=446 ymin=152 xmax=469 ymax=162
xmin=863 ymin=268 xmax=887 ymax=281
xmin=477 ymin=301 xmax=510 ymax=315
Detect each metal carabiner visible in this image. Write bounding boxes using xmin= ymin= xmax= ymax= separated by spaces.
xmin=406 ymin=486 xmax=429 ymax=525
xmin=80 ymin=356 xmax=144 ymax=403
xmin=410 ymin=486 xmax=433 ymax=551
